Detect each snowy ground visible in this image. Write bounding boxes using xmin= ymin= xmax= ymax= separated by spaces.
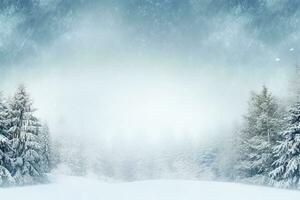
xmin=0 ymin=175 xmax=299 ymax=200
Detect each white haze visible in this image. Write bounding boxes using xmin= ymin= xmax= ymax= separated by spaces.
xmin=0 ymin=2 xmax=294 ymax=179
xmin=0 ymin=4 xmax=291 ymax=146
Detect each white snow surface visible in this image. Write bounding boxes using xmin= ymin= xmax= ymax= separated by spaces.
xmin=0 ymin=175 xmax=299 ymax=200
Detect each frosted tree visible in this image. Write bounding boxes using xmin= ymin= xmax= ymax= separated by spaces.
xmin=213 ymin=128 xmax=241 ymax=181
xmin=0 ymin=135 xmax=14 ymax=186
xmin=0 ymin=93 xmax=10 ymax=139
xmin=236 ymin=86 xmax=284 ymax=184
xmin=0 ymin=94 xmax=14 ymax=186
xmin=270 ymin=98 xmax=300 ymax=189
xmin=39 ymin=123 xmax=51 ymax=173
xmin=7 ymin=85 xmax=45 ymax=185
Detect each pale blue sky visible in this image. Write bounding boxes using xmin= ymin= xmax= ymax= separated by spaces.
xmin=0 ymin=0 xmax=297 ymax=142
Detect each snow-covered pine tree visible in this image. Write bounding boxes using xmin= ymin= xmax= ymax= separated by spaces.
xmin=270 ymin=98 xmax=300 ymax=189
xmin=0 ymin=93 xmax=14 ymax=186
xmin=0 ymin=133 xmax=14 ymax=186
xmin=236 ymin=86 xmax=284 ymax=184
xmin=7 ymin=85 xmax=45 ymax=185
xmin=39 ymin=123 xmax=51 ymax=173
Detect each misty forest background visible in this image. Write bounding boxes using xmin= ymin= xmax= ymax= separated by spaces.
xmin=3 ymin=68 xmax=300 ymax=189
xmin=2 ymin=0 xmax=300 ymax=190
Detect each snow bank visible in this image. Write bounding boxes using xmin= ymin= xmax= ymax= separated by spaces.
xmin=0 ymin=175 xmax=299 ymax=200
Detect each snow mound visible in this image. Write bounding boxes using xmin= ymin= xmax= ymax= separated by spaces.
xmin=0 ymin=175 xmax=299 ymax=200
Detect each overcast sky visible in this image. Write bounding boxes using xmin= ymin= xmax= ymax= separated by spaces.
xmin=0 ymin=0 xmax=297 ymax=144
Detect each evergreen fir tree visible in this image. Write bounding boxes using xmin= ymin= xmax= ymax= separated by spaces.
xmin=270 ymin=98 xmax=300 ymax=189
xmin=39 ymin=123 xmax=51 ymax=173
xmin=7 ymin=85 xmax=45 ymax=185
xmin=0 ymin=93 xmax=14 ymax=186
xmin=0 ymin=135 xmax=14 ymax=186
xmin=236 ymin=86 xmax=284 ymax=184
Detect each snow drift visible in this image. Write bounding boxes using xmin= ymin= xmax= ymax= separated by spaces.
xmin=0 ymin=175 xmax=299 ymax=200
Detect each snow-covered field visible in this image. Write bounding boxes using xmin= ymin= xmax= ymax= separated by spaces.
xmin=0 ymin=176 xmax=299 ymax=200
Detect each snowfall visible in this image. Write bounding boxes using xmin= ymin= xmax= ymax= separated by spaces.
xmin=1 ymin=175 xmax=300 ymax=200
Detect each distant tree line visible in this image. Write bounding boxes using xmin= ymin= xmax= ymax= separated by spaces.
xmin=3 ymin=79 xmax=300 ymax=190
xmin=49 ymin=81 xmax=300 ymax=190
xmin=0 ymin=85 xmax=51 ymax=186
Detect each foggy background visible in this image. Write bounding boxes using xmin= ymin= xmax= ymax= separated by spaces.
xmin=0 ymin=0 xmax=297 ymax=180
